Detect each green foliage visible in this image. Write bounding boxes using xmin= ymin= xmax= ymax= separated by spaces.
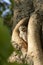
xmin=10 ymin=0 xmax=14 ymax=8
xmin=0 ymin=18 xmax=14 ymax=65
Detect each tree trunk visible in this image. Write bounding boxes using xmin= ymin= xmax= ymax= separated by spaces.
xmin=10 ymin=0 xmax=43 ymax=65
xmin=12 ymin=0 xmax=34 ymax=29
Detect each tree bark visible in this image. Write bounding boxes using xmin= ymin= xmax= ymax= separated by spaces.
xmin=12 ymin=0 xmax=34 ymax=29
xmin=8 ymin=0 xmax=43 ymax=65
xmin=28 ymin=13 xmax=43 ymax=65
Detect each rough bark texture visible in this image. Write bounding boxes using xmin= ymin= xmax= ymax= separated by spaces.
xmin=12 ymin=0 xmax=34 ymax=29
xmin=8 ymin=0 xmax=43 ymax=65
